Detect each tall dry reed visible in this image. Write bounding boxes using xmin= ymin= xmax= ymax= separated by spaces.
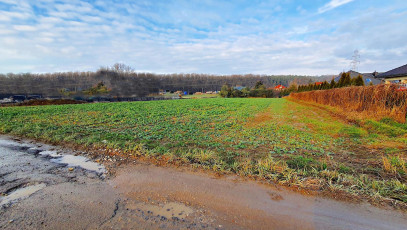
xmin=289 ymin=85 xmax=407 ymax=123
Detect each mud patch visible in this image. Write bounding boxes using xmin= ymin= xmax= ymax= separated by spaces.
xmin=268 ymin=191 xmax=283 ymax=201
xmin=111 ymin=163 xmax=407 ymax=230
xmin=126 ymin=202 xmax=193 ymax=220
xmin=246 ymin=110 xmax=272 ymax=127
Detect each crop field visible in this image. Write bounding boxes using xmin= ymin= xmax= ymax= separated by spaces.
xmin=0 ymin=98 xmax=406 ymax=205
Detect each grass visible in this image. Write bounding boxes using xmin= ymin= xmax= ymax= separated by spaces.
xmin=183 ymin=94 xmax=219 ymax=99
xmin=0 ymin=98 xmax=406 ymax=206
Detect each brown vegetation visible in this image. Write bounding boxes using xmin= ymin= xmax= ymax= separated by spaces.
xmin=289 ymin=85 xmax=407 ymax=123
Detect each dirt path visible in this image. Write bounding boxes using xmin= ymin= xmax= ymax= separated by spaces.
xmin=1 ymin=136 xmax=407 ymax=230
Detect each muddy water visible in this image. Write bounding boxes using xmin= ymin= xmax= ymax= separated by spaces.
xmin=50 ymin=155 xmax=106 ymax=175
xmin=125 ymin=202 xmax=194 ymax=219
xmin=111 ymin=164 xmax=407 ymax=230
xmin=1 ymin=136 xmax=407 ymax=229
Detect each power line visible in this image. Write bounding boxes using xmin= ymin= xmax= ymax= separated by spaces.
xmin=350 ymin=50 xmax=360 ymax=72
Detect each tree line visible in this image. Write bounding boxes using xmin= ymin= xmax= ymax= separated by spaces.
xmin=220 ymin=81 xmax=277 ymax=98
xmin=296 ymin=72 xmax=365 ymax=92
xmin=0 ymin=64 xmax=318 ymax=98
xmin=219 ymin=72 xmax=367 ymax=98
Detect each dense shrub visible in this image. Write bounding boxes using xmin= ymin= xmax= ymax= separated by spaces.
xmin=290 ymin=85 xmax=407 ymax=123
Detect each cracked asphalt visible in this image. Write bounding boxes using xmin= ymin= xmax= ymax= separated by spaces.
xmin=0 ymin=137 xmax=217 ymax=230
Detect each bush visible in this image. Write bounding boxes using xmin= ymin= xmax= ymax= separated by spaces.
xmin=220 ymin=85 xmax=232 ymax=98
xmin=219 ymin=82 xmax=277 ymax=98
xmin=289 ymin=85 xmax=407 ymax=123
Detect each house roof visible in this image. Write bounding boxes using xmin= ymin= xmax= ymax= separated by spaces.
xmin=335 ymin=71 xmax=381 ymax=85
xmin=274 ymin=85 xmax=286 ymax=89
xmin=376 ymin=64 xmax=407 ymax=79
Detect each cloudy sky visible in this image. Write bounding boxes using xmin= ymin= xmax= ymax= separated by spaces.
xmin=0 ymin=0 xmax=406 ymax=75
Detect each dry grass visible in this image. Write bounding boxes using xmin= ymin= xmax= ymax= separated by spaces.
xmin=382 ymin=155 xmax=407 ymax=176
xmin=289 ymin=85 xmax=407 ymax=123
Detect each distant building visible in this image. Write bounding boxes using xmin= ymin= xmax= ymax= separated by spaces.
xmin=375 ymin=64 xmax=407 ymax=84
xmin=274 ymin=85 xmax=286 ymax=90
xmin=315 ymin=82 xmax=323 ymax=86
xmin=233 ymin=86 xmax=245 ymax=90
xmin=335 ymin=70 xmax=381 ymax=85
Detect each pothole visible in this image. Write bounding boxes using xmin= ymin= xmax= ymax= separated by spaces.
xmin=50 ymin=154 xmax=106 ymax=175
xmin=0 ymin=139 xmax=106 ymax=176
xmin=1 ymin=183 xmax=46 ymax=206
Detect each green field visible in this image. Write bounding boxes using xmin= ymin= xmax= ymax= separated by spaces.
xmin=1 ymin=98 xmax=406 ymax=204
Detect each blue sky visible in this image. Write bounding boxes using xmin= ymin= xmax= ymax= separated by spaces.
xmin=0 ymin=0 xmax=406 ymax=75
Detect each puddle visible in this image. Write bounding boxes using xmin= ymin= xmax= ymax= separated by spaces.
xmin=0 ymin=139 xmax=33 ymax=151
xmin=0 ymin=139 xmax=20 ymax=147
xmin=1 ymin=183 xmax=46 ymax=206
xmin=126 ymin=202 xmax=194 ymax=220
xmin=0 ymin=138 xmax=106 ymax=175
xmin=50 ymin=155 xmax=106 ymax=175
xmin=38 ymin=150 xmax=61 ymax=158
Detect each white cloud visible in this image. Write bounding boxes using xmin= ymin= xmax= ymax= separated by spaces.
xmin=13 ymin=25 xmax=37 ymax=31
xmin=318 ymin=0 xmax=354 ymax=14
xmin=0 ymin=14 xmax=11 ymax=21
xmin=0 ymin=0 xmax=17 ymax=4
xmin=0 ymin=0 xmax=406 ymax=75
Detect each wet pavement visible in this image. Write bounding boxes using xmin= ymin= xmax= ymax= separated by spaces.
xmin=1 ymin=135 xmax=407 ymax=230
xmin=0 ymin=137 xmax=117 ymax=229
xmin=0 ymin=136 xmax=219 ymax=229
